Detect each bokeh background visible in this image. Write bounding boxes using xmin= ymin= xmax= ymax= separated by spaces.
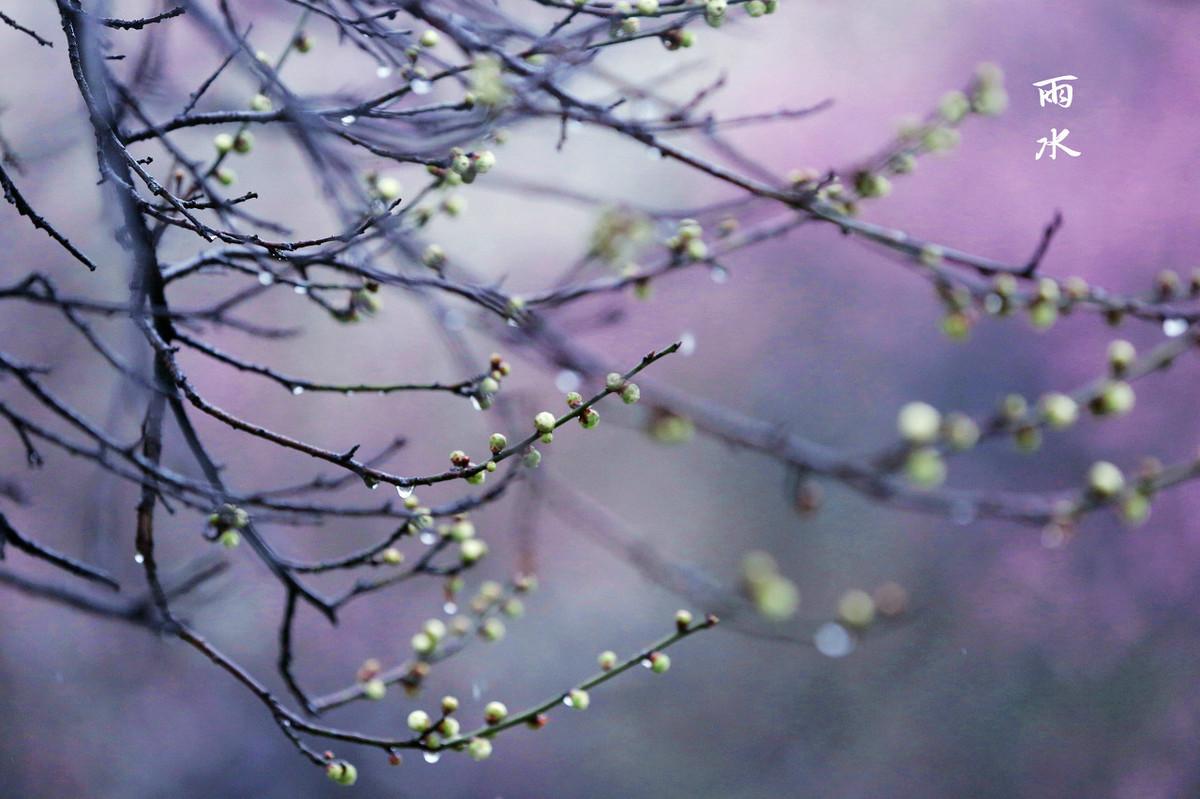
xmin=2 ymin=1 xmax=1200 ymax=797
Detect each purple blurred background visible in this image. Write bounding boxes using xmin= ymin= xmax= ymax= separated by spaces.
xmin=2 ymin=1 xmax=1200 ymax=797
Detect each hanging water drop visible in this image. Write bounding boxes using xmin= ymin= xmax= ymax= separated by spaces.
xmin=443 ymin=601 xmax=457 ymax=614
xmin=340 ymin=115 xmax=357 ymax=126
xmin=396 ymin=484 xmax=414 ymax=499
xmin=814 ymin=622 xmax=855 ymax=658
xmin=709 ymin=265 xmax=729 ymax=284
xmin=257 ymin=271 xmax=275 ymax=286
xmin=411 ymin=79 xmax=431 ymax=95
xmin=1163 ymin=317 xmax=1188 ymax=337
xmin=679 ymin=332 xmax=697 ymax=356
xmin=376 ymin=65 xmax=393 ymax=79
xmin=422 ymin=752 xmax=440 ymax=764
xmin=419 ymin=531 xmax=436 ymax=545
xmin=291 ymin=385 xmax=304 ymax=396
xmin=133 ymin=553 xmax=145 ymax=564
xmin=293 ymin=284 xmax=308 ymax=295
xmin=469 ymin=396 xmax=483 ymax=411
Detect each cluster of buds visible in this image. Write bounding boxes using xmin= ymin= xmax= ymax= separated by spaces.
xmin=207 ymin=503 xmax=249 ymax=548
xmin=428 ymin=147 xmax=497 ymax=187
xmin=666 ymin=218 xmax=708 ymax=262
xmin=604 ymin=371 xmax=642 ymax=405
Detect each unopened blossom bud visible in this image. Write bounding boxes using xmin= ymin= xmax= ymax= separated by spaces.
xmin=249 ymin=93 xmax=272 ymax=112
xmin=1039 ymin=393 xmax=1079 ymax=429
xmin=233 ymin=131 xmax=253 ymax=154
xmin=1087 ymin=461 xmax=1125 ymax=497
xmin=579 ymin=408 xmax=600 ymax=429
xmin=621 ymin=383 xmax=641 ymax=404
xmin=450 ymin=450 xmax=470 ymax=468
xmin=1107 ymin=340 xmax=1136 ymax=376
xmin=381 ymin=547 xmax=404 ymax=565
xmin=468 ymin=736 xmax=493 ymax=761
xmin=897 ymin=401 xmax=941 ymax=444
xmin=905 ymin=447 xmax=946 ymax=488
xmin=218 ymin=530 xmax=241 ymax=548
xmin=674 ymin=609 xmax=693 ymax=630
xmin=489 ymin=433 xmax=507 ymax=454
xmin=598 ymin=650 xmax=618 ymax=671
xmin=1090 ymin=381 xmax=1135 ymax=417
xmin=363 ymin=678 xmax=387 ymax=700
xmin=215 ymin=167 xmax=236 ymax=186
xmin=460 ymin=538 xmax=488 ymax=564
xmin=605 ymin=373 xmax=625 ymax=391
xmin=837 ymin=589 xmax=876 ymax=628
xmin=484 ymin=701 xmax=508 ymax=724
xmin=566 ymin=391 xmax=584 ymax=408
xmin=534 ymin=412 xmax=557 ymax=434
xmin=473 ymin=150 xmax=496 ymax=173
xmin=438 ymin=717 xmax=460 ymax=737
xmin=567 ymin=688 xmax=590 ymax=710
xmin=326 ymin=760 xmax=358 ymax=786
xmin=441 ymin=695 xmax=459 ymax=714
xmin=419 ymin=30 xmax=440 ymax=47
xmin=411 ymin=631 xmax=436 ymax=655
xmin=213 ymin=133 xmax=235 ymax=154
xmin=407 ymin=710 xmax=432 ymax=732
xmin=649 ymin=652 xmax=671 ymax=674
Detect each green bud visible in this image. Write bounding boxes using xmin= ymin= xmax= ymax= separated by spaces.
xmin=363 ymin=678 xmax=387 ymax=700
xmin=938 ymin=90 xmax=970 ymax=123
xmin=1013 ymin=424 xmax=1042 ymax=453
xmin=897 ymin=401 xmax=941 ymax=444
xmin=468 ymin=737 xmax=493 ymax=761
xmin=567 ymin=688 xmax=590 ymax=710
xmin=534 ymin=411 xmax=557 ymax=434
xmin=422 ymin=244 xmax=446 ymax=268
xmin=438 ymin=717 xmax=460 ymax=737
xmin=407 ymin=709 xmax=432 ymax=732
xmin=566 ymin=391 xmax=584 ymax=408
xmin=420 ymin=30 xmax=440 ymax=47
xmin=637 ymin=0 xmax=659 ymax=13
xmin=621 ymin=383 xmax=641 ymax=404
xmin=1121 ymin=491 xmax=1151 ymax=526
xmin=375 ymin=175 xmax=401 ymax=202
xmin=943 ymin=412 xmax=980 ymax=451
xmin=905 ymin=447 xmax=946 ymax=488
xmin=411 ymin=631 xmax=436 ymax=655
xmin=213 ymin=133 xmax=235 ymax=154
xmin=1087 ymin=461 xmax=1124 ymax=497
xmin=479 ymin=376 xmax=500 ymax=394
xmin=1027 ymin=300 xmax=1058 ymax=330
xmin=837 ymin=589 xmax=876 ymax=628
xmin=423 ymin=618 xmax=447 ymax=640
xmin=473 ymin=151 xmax=496 ymax=174
xmin=489 ymin=433 xmax=507 ymax=454
xmin=249 ymin=93 xmax=272 ymax=112
xmin=294 ymin=33 xmax=313 ymax=53
xmin=481 ymin=618 xmax=506 ymax=641
xmin=598 ymin=650 xmax=618 ymax=671
xmin=233 ymin=131 xmax=253 ymax=154
xmin=502 ymin=598 xmax=524 ymax=618
xmin=649 ymin=652 xmax=671 ymax=673
xmin=381 ymin=547 xmax=404 ymax=565
xmin=605 ymin=372 xmax=625 ymax=391
xmin=484 ymin=701 xmax=508 ymax=724
xmin=218 ymin=530 xmax=241 ymax=548
xmin=215 ymin=167 xmax=236 ymax=186
xmin=441 ymin=695 xmax=459 ymax=714
xmin=854 ymin=171 xmax=892 ymax=199
xmin=460 ymin=538 xmax=488 ymax=564
xmin=523 ymin=448 xmax=542 ymax=468
xmin=674 ymin=609 xmax=693 ymax=630
xmin=1039 ymin=393 xmax=1079 ymax=429
xmin=1091 ymin=381 xmax=1135 ymax=417
xmin=441 ymin=195 xmax=465 ymax=216
xmin=579 ymin=408 xmax=600 ymax=429
xmin=326 ymin=760 xmax=358 ymax=786
xmin=1107 ymin=340 xmax=1136 ymax=375
xmin=889 ymin=153 xmax=917 ymax=175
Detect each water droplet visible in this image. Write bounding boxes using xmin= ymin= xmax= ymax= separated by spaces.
xmin=422 ymin=752 xmax=440 ymax=764
xmin=561 ymin=695 xmax=573 ymax=707
xmin=344 ymin=390 xmax=355 ymax=398
xmin=293 ymin=284 xmax=308 ymax=295
xmin=555 ymin=370 xmax=581 ymax=392
xmin=419 ymin=532 xmax=436 ymax=545
xmin=133 ymin=553 xmax=145 ymax=564
xmin=679 ymin=332 xmax=697 ymax=356
xmin=411 ymin=79 xmax=432 ymax=95
xmin=376 ymin=65 xmax=393 ymax=79
xmin=443 ymin=601 xmax=458 ymax=614
xmin=814 ymin=622 xmax=855 ymax=658
xmin=1163 ymin=317 xmax=1188 ymax=337
xmin=469 ymin=396 xmax=483 ymax=411
xmin=709 ymin=265 xmax=729 ymax=284
xmin=291 ymin=385 xmax=304 ymax=396
xmin=340 ymin=115 xmax=357 ymax=126
xmin=280 ymin=719 xmax=291 ymax=728
xmin=365 ymin=478 xmax=380 ymax=490
xmin=257 ymin=271 xmax=275 ymax=286
xmin=640 ymin=658 xmax=652 ymax=669
xmin=396 ymin=484 xmax=414 ymax=499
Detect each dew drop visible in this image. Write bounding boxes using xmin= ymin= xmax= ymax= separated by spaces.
xmin=344 ymin=390 xmax=355 ymax=398
xmin=411 ymin=79 xmax=432 ymax=95
xmin=814 ymin=622 xmax=855 ymax=658
xmin=376 ymin=65 xmax=393 ymax=79
xmin=555 ymin=370 xmax=581 ymax=393
xmin=133 ymin=553 xmax=145 ymax=564
xmin=1163 ymin=317 xmax=1188 ymax=337
xmin=340 ymin=115 xmax=357 ymax=126
xmin=396 ymin=484 xmax=414 ymax=499
xmin=422 ymin=752 xmax=440 ymax=764
xmin=291 ymin=385 xmax=304 ymax=396
xmin=469 ymin=396 xmax=483 ymax=411
xmin=293 ymin=284 xmax=308 ymax=295
xmin=640 ymin=658 xmax=652 ymax=669
xmin=443 ymin=601 xmax=458 ymax=614
xmin=257 ymin=271 xmax=275 ymax=286
xmin=709 ymin=265 xmax=729 ymax=284
xmin=419 ymin=531 xmax=436 ymax=545
xmin=679 ymin=332 xmax=697 ymax=356
xmin=561 ymin=696 xmax=573 ymax=707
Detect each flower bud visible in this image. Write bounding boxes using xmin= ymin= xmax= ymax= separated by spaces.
xmin=213 ymin=133 xmax=235 ymax=154
xmin=215 ymin=167 xmax=236 ymax=186
xmin=363 ymin=678 xmax=387 ymax=700
xmin=621 ymin=383 xmax=641 ymax=404
xmin=450 ymin=450 xmax=470 ymax=467
xmin=598 ymin=650 xmax=618 ymax=670
xmin=605 ymin=372 xmax=625 ymax=391
xmin=473 ymin=151 xmax=496 ymax=174
xmin=468 ymin=737 xmax=493 ymax=760
xmin=407 ymin=709 xmax=432 ymax=732
xmin=233 ymin=131 xmax=254 ymax=154
xmin=423 ymin=244 xmax=446 ymax=268
xmin=905 ymin=447 xmax=946 ymax=488
xmin=484 ymin=701 xmax=508 ymax=724
xmin=566 ymin=391 xmax=583 ymax=408
xmin=674 ymin=609 xmax=693 ymax=630
xmin=1087 ymin=461 xmax=1124 ymax=497
xmin=1090 ymin=381 xmax=1135 ymax=417
xmin=249 ymin=93 xmax=272 ymax=112
xmin=649 ymin=652 xmax=671 ymax=674
xmin=326 ymin=760 xmax=358 ymax=786
xmin=1039 ymin=393 xmax=1079 ymax=429
xmin=449 ymin=518 xmax=475 ymax=541
xmin=1107 ymin=340 xmax=1136 ymax=375
xmin=534 ymin=411 xmax=557 ymax=434
xmin=441 ymin=695 xmax=459 ymax=714
xmin=579 ymin=408 xmax=600 ymax=429
xmin=375 ymin=175 xmax=401 ymax=202
xmin=438 ymin=717 xmax=460 ymax=737
xmin=1121 ymin=491 xmax=1151 ymax=526
xmin=382 ymin=547 xmax=404 ymax=565
xmin=218 ymin=530 xmax=241 ymax=548
xmin=943 ymin=412 xmax=980 ymax=451
xmin=411 ymin=631 xmax=436 ymax=655
xmin=489 ymin=433 xmax=507 ymax=454
xmin=460 ymin=538 xmax=488 ymax=564
xmin=837 ymin=589 xmax=876 ymax=628
xmin=567 ymin=688 xmax=590 ymax=710
xmin=420 ymin=30 xmax=440 ymax=47
xmin=897 ymin=401 xmax=941 ymax=444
